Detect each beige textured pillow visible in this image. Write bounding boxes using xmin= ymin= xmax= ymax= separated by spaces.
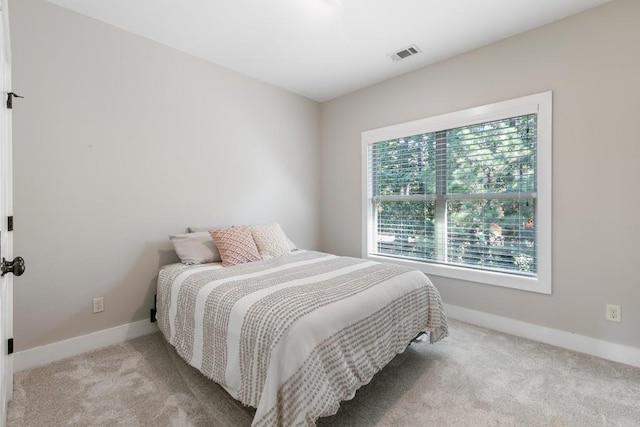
xmin=251 ymin=223 xmax=291 ymax=259
xmin=210 ymin=226 xmax=261 ymax=267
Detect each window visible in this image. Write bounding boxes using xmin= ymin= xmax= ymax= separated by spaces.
xmin=362 ymin=92 xmax=552 ymax=293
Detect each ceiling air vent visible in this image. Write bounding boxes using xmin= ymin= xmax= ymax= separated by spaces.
xmin=388 ymin=44 xmax=422 ymax=62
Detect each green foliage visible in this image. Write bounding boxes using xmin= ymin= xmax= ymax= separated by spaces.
xmin=447 ymin=199 xmax=536 ymax=273
xmin=372 ymin=134 xmax=436 ymax=196
xmin=375 ymin=200 xmax=436 ymax=259
xmin=447 ymin=116 xmax=537 ymax=195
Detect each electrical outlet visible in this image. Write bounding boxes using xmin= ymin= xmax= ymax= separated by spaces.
xmin=605 ymin=304 xmax=621 ymax=322
xmin=93 ymin=297 xmax=104 ymax=314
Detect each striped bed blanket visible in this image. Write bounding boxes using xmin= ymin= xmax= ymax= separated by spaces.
xmin=156 ymin=250 xmax=448 ymax=426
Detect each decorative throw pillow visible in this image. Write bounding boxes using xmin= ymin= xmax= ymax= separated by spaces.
xmin=251 ymin=223 xmax=291 ymax=259
xmin=169 ymin=232 xmax=221 ymax=264
xmin=210 ymin=226 xmax=261 ymax=267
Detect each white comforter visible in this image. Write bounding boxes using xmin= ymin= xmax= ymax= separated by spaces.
xmin=156 ymin=250 xmax=448 ymax=426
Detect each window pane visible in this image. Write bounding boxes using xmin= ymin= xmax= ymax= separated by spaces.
xmin=375 ymin=200 xmax=436 ymax=260
xmin=447 ymin=198 xmax=536 ymax=275
xmin=370 ymin=134 xmax=436 ymax=196
xmin=446 ymin=115 xmax=537 ymax=195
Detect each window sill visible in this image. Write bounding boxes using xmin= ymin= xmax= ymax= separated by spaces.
xmin=365 ymin=253 xmax=551 ymax=294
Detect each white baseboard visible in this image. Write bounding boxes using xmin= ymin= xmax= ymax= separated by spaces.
xmin=13 ymin=306 xmax=640 ymax=372
xmin=444 ymin=303 xmax=640 ymax=368
xmin=14 ymin=320 xmax=159 ymax=372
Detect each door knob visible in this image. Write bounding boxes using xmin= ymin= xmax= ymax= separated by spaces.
xmin=1 ymin=257 xmax=25 ymax=277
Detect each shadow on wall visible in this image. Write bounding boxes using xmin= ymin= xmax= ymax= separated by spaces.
xmin=134 ymin=244 xmax=180 ymax=322
xmin=103 ymin=241 xmax=180 ymax=329
xmin=135 ymin=246 xmax=179 ymax=323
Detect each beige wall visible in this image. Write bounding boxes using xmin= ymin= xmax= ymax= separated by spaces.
xmin=320 ymin=0 xmax=640 ymax=348
xmin=10 ymin=0 xmax=320 ymax=350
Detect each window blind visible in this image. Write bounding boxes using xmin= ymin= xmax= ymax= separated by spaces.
xmin=369 ymin=114 xmax=538 ymax=276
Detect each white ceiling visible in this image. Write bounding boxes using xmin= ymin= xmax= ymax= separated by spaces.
xmin=46 ymin=0 xmax=611 ymax=102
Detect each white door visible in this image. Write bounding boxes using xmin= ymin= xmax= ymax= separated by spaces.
xmin=0 ymin=0 xmax=14 ymax=424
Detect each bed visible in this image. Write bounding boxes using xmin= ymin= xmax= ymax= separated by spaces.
xmin=156 ymin=248 xmax=448 ymax=426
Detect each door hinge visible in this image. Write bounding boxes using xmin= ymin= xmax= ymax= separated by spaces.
xmin=8 ymin=338 xmax=13 ymax=355
xmin=6 ymin=92 xmax=24 ymax=109
xmin=7 ymin=216 xmax=13 ymax=232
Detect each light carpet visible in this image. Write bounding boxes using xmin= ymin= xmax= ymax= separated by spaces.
xmin=7 ymin=320 xmax=640 ymax=426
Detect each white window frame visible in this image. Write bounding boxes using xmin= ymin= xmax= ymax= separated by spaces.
xmin=361 ymin=92 xmax=552 ymax=294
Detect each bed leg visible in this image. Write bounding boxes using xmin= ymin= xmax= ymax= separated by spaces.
xmin=411 ymin=331 xmax=428 ymax=343
xmin=150 ymin=294 xmax=157 ymax=323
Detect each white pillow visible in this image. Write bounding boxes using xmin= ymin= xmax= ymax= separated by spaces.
xmin=286 ymin=236 xmax=297 ymax=251
xmin=169 ymin=232 xmax=221 ymax=264
xmin=250 ymin=223 xmax=291 ymax=259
